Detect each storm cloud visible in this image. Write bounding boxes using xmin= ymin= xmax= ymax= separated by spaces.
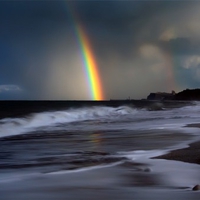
xmin=1 ymin=1 xmax=200 ymax=100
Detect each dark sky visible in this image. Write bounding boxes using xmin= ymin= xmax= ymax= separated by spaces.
xmin=0 ymin=0 xmax=200 ymax=100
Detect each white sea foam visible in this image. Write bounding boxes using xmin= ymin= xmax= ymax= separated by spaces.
xmin=117 ymin=149 xmax=168 ymax=162
xmin=117 ymin=148 xmax=200 ymax=188
xmin=0 ymin=103 xmax=200 ymax=138
xmin=0 ymin=106 xmax=138 ymax=138
xmin=47 ymin=161 xmax=123 ymax=175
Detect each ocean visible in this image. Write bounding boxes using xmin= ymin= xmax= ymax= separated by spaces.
xmin=1 ymin=100 xmax=200 ymax=199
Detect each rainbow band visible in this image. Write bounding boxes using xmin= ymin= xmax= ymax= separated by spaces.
xmin=67 ymin=3 xmax=104 ymax=100
xmin=76 ymin=24 xmax=104 ymax=100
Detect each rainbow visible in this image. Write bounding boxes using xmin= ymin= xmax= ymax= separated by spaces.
xmin=75 ymin=24 xmax=104 ymax=100
xmin=67 ymin=5 xmax=104 ymax=100
xmin=161 ymin=48 xmax=179 ymax=92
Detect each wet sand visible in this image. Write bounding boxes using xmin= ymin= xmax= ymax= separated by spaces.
xmin=1 ymin=122 xmax=200 ymax=199
xmin=154 ymin=123 xmax=200 ymax=165
xmin=1 ymin=161 xmax=200 ymax=200
xmin=154 ymin=140 xmax=200 ymax=165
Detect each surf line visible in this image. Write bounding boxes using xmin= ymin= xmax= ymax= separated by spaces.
xmin=67 ymin=5 xmax=104 ymax=100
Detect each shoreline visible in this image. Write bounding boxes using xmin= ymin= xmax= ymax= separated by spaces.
xmin=153 ymin=140 xmax=200 ymax=165
xmin=153 ymin=123 xmax=200 ymax=165
xmin=1 ymin=125 xmax=200 ymax=199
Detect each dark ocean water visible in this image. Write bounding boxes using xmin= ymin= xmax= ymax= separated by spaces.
xmin=1 ymin=100 xmax=200 ymax=199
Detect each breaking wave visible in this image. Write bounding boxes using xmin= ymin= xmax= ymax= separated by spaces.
xmin=0 ymin=106 xmax=138 ymax=138
xmin=1 ymin=103 xmax=200 ymax=138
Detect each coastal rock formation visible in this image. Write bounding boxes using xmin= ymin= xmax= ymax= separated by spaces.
xmin=147 ymin=91 xmax=175 ymax=100
xmin=147 ymin=89 xmax=200 ymax=101
xmin=192 ymin=185 xmax=200 ymax=191
xmin=174 ymin=89 xmax=200 ymax=100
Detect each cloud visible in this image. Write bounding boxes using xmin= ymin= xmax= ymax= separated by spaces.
xmin=179 ymin=55 xmax=200 ymax=82
xmin=0 ymin=84 xmax=22 ymax=93
xmin=139 ymin=44 xmax=164 ymax=61
xmin=182 ymin=56 xmax=200 ymax=69
xmin=159 ymin=38 xmax=192 ymax=55
xmin=2 ymin=1 xmax=200 ymax=99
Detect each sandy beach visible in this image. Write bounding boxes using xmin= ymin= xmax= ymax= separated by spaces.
xmin=1 ymin=158 xmax=200 ymax=200
xmin=154 ymin=139 xmax=200 ymax=165
xmin=1 ymin=102 xmax=200 ymax=200
xmin=1 ymin=128 xmax=200 ymax=200
xmin=154 ymin=123 xmax=200 ymax=165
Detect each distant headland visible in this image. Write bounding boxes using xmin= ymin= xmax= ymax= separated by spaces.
xmin=147 ymin=88 xmax=200 ymax=101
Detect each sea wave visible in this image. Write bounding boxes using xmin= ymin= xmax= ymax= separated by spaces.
xmin=0 ymin=103 xmax=200 ymax=138
xmin=0 ymin=106 xmax=138 ymax=138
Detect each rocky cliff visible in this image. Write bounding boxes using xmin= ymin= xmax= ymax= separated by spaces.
xmin=174 ymin=89 xmax=200 ymax=100
xmin=147 ymin=91 xmax=175 ymax=100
